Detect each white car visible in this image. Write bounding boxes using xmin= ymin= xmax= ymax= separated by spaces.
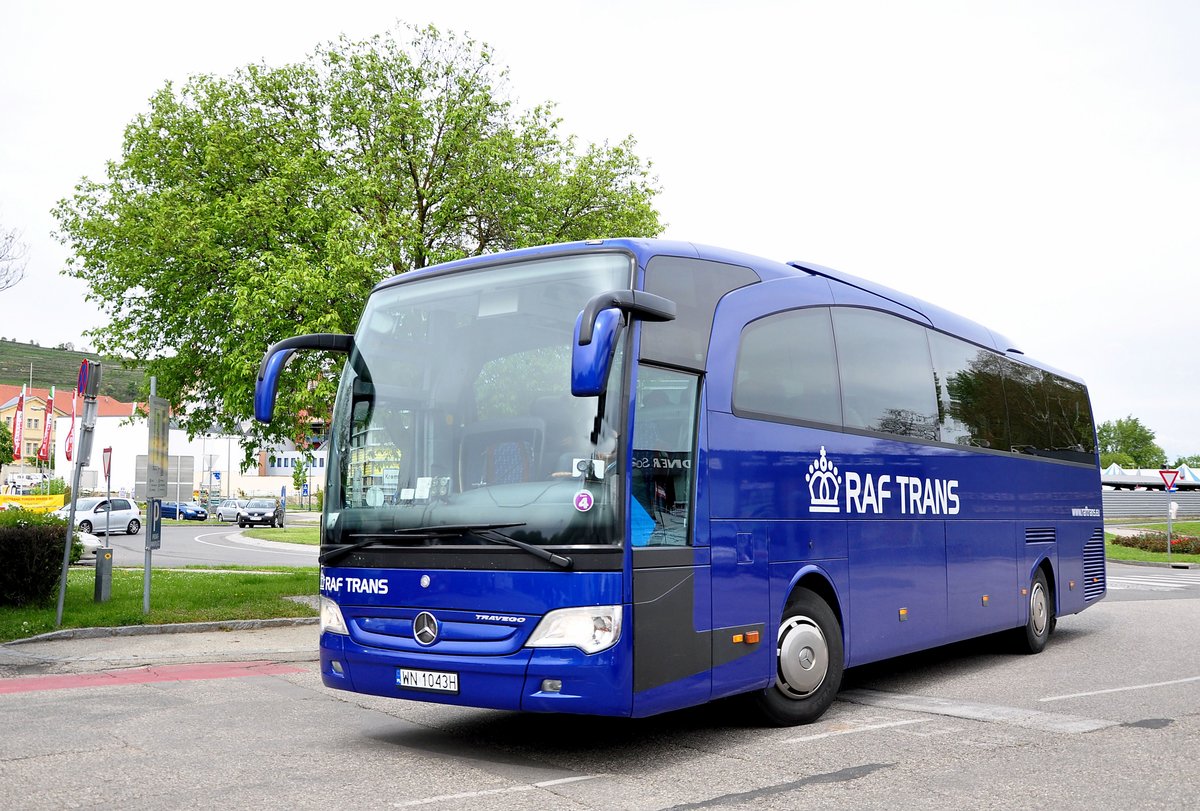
xmin=54 ymin=497 xmax=142 ymax=535
xmin=75 ymin=530 xmax=102 ymax=560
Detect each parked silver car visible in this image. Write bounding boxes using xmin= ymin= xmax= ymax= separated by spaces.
xmin=53 ymin=497 xmax=142 ymax=535
xmin=216 ymin=498 xmax=249 ymax=522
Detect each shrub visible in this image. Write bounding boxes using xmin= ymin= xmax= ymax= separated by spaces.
xmin=1114 ymin=531 xmax=1200 ymax=556
xmin=0 ymin=509 xmax=76 ymax=607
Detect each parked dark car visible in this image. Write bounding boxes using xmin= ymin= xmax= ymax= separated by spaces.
xmin=161 ymin=501 xmax=208 ymax=521
xmin=237 ymin=498 xmax=285 ymax=528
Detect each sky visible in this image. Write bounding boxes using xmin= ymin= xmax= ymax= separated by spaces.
xmin=1 ymin=1 xmax=1197 ymax=458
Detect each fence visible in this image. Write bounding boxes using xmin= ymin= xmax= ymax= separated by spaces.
xmin=1103 ymin=490 xmax=1200 ymax=519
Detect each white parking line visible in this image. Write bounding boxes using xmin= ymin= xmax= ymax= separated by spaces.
xmin=840 ymin=689 xmax=1117 ymax=733
xmin=1039 ymin=675 xmax=1200 ymax=702
xmin=391 ymin=775 xmax=600 ymax=807
xmin=783 ymin=718 xmax=928 ymax=742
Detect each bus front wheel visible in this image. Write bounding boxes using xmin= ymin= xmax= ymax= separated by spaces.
xmin=754 ymin=589 xmax=844 ymax=726
xmin=1017 ymin=569 xmax=1055 ymax=654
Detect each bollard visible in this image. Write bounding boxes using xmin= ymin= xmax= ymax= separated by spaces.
xmin=94 ymin=546 xmax=114 ymax=602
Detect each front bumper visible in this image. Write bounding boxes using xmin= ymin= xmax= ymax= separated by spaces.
xmin=319 ymin=631 xmax=629 ymax=716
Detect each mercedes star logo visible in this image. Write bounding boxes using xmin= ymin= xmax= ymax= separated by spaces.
xmin=413 ymin=612 xmax=439 ymax=646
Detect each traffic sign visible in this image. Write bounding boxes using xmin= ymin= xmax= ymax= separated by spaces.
xmin=1159 ymin=469 xmax=1179 ymax=491
xmin=102 ymin=447 xmax=112 ymax=482
xmin=212 ymin=471 xmax=221 ymax=481
xmin=301 ymin=483 xmax=309 ymax=497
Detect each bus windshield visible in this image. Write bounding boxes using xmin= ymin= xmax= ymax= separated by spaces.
xmin=325 ymin=253 xmax=631 ymax=550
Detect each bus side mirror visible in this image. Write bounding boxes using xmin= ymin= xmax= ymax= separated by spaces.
xmin=572 ymin=308 xmax=622 ymax=397
xmin=570 ymin=290 xmax=676 ymax=397
xmin=254 ymin=333 xmax=354 ymax=423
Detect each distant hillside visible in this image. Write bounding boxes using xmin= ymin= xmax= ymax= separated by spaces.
xmin=0 ymin=339 xmax=147 ymax=401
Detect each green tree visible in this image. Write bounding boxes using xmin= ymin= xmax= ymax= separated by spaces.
xmin=1097 ymin=416 xmax=1166 ymax=468
xmin=1172 ymin=454 xmax=1200 ymax=468
xmin=1099 ymin=451 xmax=1135 ymax=470
xmin=53 ymin=23 xmax=662 ymax=461
xmin=0 ymin=420 xmax=12 ymax=466
xmin=291 ymin=456 xmax=307 ymax=497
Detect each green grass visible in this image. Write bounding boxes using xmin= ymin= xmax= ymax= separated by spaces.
xmin=240 ymin=526 xmax=320 ymax=544
xmin=0 ymin=566 xmax=319 ymax=643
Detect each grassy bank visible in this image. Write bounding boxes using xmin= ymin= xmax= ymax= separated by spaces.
xmin=0 ymin=566 xmax=318 ymax=643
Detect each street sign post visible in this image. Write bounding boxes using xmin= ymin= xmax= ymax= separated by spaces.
xmin=1159 ymin=470 xmax=1179 ymax=562
xmin=57 ymin=359 xmax=102 ymax=626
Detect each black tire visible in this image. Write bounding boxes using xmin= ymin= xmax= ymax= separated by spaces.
xmin=79 ymin=520 xmax=93 ymax=534
xmin=127 ymin=519 xmax=141 ymax=535
xmin=754 ymin=589 xmax=844 ymax=726
xmin=238 ymin=521 xmax=246 ymax=528
xmin=1017 ymin=569 xmax=1055 ymax=654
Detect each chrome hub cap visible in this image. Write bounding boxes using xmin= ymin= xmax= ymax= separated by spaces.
xmin=1030 ymin=582 xmax=1048 ymax=636
xmin=776 ymin=615 xmax=828 ymax=699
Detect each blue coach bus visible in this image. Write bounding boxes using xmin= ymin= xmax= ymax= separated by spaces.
xmin=255 ymin=239 xmax=1105 ymax=725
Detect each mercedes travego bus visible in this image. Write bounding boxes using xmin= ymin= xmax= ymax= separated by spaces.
xmin=254 ymin=239 xmax=1105 ymax=725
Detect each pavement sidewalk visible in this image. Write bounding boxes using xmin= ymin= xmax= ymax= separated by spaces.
xmin=0 ymin=619 xmax=320 ymax=678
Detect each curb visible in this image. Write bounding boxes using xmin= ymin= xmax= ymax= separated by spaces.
xmin=5 ymin=616 xmax=318 ymax=646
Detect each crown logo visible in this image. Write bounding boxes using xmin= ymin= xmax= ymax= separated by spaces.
xmin=806 ymin=446 xmax=841 ymax=513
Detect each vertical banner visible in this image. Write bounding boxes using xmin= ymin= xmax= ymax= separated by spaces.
xmin=37 ymin=386 xmax=55 ymax=462
xmin=64 ymin=389 xmax=77 ymax=461
xmin=12 ymin=385 xmax=24 ymax=461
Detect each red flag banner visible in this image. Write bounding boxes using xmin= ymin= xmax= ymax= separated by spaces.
xmin=64 ymin=390 xmax=77 ymax=462
xmin=37 ymin=386 xmax=54 ymax=461
xmin=12 ymin=387 xmax=24 ymax=461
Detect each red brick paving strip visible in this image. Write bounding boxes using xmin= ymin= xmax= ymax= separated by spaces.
xmin=0 ymin=661 xmax=305 ymax=694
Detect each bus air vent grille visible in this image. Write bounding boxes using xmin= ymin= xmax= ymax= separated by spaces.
xmin=1024 ymin=527 xmax=1056 ymax=544
xmin=1083 ymin=529 xmax=1106 ymax=601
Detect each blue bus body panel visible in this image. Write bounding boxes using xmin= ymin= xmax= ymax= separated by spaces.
xmin=703 ymin=274 xmax=1104 ymax=669
xmin=320 ymin=566 xmax=631 ymax=715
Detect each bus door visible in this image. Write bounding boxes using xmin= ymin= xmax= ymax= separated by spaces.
xmin=629 ymin=365 xmax=712 ymax=716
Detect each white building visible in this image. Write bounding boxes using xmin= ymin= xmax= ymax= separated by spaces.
xmin=52 ymin=413 xmax=326 ymax=503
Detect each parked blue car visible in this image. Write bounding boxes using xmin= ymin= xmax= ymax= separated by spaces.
xmin=161 ymin=501 xmax=208 ymax=521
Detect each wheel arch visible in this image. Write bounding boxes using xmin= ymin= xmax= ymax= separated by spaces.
xmin=783 ymin=565 xmax=846 ymax=660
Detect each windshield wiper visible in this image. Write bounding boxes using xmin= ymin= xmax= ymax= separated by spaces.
xmin=319 ymin=522 xmax=575 ymax=568
xmin=468 ymin=526 xmax=573 ymax=570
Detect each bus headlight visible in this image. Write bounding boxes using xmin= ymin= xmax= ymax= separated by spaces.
xmin=320 ymin=595 xmax=349 ymax=635
xmin=526 ymin=605 xmax=622 ymax=654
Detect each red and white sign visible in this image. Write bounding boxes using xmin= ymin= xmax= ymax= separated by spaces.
xmin=64 ymin=390 xmax=77 ymax=461
xmin=12 ymin=386 xmax=24 ymax=461
xmin=1159 ymin=469 xmax=1179 ymax=491
xmin=36 ymin=386 xmax=54 ymax=462
xmin=102 ymin=447 xmax=113 ymax=482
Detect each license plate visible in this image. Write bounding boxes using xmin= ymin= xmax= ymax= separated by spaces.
xmin=397 ymin=668 xmax=459 ymax=693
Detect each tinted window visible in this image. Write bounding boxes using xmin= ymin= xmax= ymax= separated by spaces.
xmin=928 ymin=330 xmax=1008 ymax=449
xmin=1003 ymin=360 xmax=1095 ymax=463
xmin=640 ymin=256 xmax=759 ymax=370
xmin=734 ymin=308 xmax=841 ymax=426
xmin=831 ymin=308 xmax=938 ymax=440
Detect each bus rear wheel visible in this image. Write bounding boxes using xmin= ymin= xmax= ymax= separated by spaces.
xmin=754 ymin=589 xmax=844 ymax=726
xmin=1017 ymin=569 xmax=1055 ymax=654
